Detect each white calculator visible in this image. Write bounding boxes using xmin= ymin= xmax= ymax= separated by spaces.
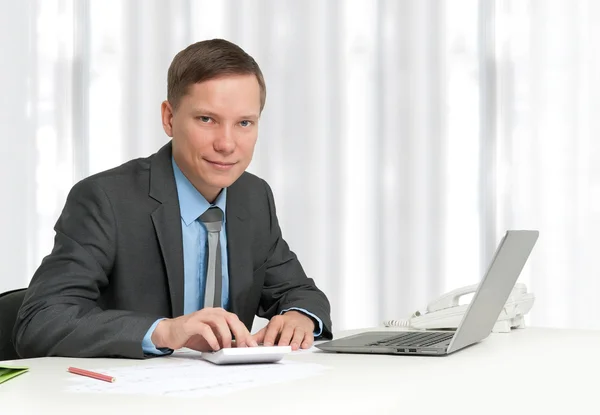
xmin=200 ymin=345 xmax=292 ymax=365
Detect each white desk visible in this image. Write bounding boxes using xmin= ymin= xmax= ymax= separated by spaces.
xmin=1 ymin=327 xmax=598 ymax=414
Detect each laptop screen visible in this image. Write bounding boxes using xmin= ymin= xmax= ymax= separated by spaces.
xmin=447 ymin=230 xmax=539 ymax=353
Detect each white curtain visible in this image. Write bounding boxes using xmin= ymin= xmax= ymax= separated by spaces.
xmin=1 ymin=0 xmax=599 ymax=331
xmin=495 ymin=0 xmax=600 ymax=329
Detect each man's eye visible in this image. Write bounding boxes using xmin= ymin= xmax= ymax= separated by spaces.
xmin=199 ymin=116 xmax=212 ymax=123
xmin=240 ymin=120 xmax=252 ymax=127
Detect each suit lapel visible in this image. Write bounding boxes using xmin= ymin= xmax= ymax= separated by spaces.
xmin=149 ymin=142 xmax=185 ymax=317
xmin=226 ymin=184 xmax=253 ymax=320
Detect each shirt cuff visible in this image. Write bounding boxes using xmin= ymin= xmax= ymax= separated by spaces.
xmin=281 ymin=308 xmax=323 ymax=337
xmin=142 ymin=318 xmax=172 ymax=355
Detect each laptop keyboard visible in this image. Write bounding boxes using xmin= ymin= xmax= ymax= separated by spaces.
xmin=367 ymin=331 xmax=454 ymax=348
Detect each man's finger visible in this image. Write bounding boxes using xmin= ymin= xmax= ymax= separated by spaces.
xmin=197 ymin=323 xmax=220 ymax=351
xmin=226 ymin=313 xmax=257 ymax=347
xmin=207 ymin=315 xmax=232 ymax=348
xmin=263 ymin=317 xmax=284 ymax=346
xmin=185 ymin=334 xmax=213 ymax=352
xmin=290 ymin=327 xmax=307 ymax=351
xmin=301 ymin=331 xmax=314 ymax=350
xmin=252 ymin=327 xmax=267 ymax=345
xmin=277 ymin=323 xmax=295 ymax=347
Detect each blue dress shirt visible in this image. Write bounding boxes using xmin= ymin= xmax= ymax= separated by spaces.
xmin=142 ymin=158 xmax=322 ymax=354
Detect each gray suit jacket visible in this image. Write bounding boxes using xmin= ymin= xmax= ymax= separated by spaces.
xmin=14 ymin=142 xmax=332 ymax=359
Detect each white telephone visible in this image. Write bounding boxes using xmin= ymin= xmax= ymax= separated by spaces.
xmin=383 ymin=283 xmax=535 ymax=333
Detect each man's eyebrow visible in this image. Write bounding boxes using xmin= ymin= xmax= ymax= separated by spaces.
xmin=191 ymin=109 xmax=220 ymax=117
xmin=191 ymin=109 xmax=259 ymax=120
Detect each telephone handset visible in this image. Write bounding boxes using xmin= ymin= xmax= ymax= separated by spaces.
xmin=383 ymin=283 xmax=535 ymax=333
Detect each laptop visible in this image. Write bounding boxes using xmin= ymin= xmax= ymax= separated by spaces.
xmin=316 ymin=230 xmax=539 ymax=356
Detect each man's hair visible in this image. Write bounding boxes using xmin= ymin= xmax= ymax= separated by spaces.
xmin=167 ymin=39 xmax=266 ymax=112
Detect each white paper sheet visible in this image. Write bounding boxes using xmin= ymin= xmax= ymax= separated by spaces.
xmin=66 ymin=352 xmax=328 ymax=397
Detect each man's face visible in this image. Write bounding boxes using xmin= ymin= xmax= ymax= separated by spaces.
xmin=161 ymin=74 xmax=261 ymax=202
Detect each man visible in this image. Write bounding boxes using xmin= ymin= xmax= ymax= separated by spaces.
xmin=14 ymin=39 xmax=332 ymax=359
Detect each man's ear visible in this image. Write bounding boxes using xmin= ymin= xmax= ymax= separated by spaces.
xmin=161 ymin=100 xmax=174 ymax=137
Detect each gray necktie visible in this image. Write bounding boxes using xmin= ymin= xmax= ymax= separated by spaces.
xmin=199 ymin=206 xmax=223 ymax=308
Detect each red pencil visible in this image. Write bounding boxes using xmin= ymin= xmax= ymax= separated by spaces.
xmin=68 ymin=367 xmax=115 ymax=383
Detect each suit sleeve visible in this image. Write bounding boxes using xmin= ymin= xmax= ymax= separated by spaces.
xmin=256 ymin=180 xmax=333 ymax=339
xmin=13 ymin=179 xmax=158 ymax=359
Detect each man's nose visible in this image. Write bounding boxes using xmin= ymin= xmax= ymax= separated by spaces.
xmin=213 ymin=126 xmax=236 ymax=153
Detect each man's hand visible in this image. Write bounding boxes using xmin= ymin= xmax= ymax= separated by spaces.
xmin=151 ymin=308 xmax=258 ymax=352
xmin=252 ymin=311 xmax=315 ymax=351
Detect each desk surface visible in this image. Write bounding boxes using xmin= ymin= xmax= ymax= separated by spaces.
xmin=1 ymin=327 xmax=598 ymax=414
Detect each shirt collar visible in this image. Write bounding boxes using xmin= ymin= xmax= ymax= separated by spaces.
xmin=172 ymin=157 xmax=227 ymax=226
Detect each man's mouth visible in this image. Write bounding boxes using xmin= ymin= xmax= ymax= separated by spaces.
xmin=205 ymin=159 xmax=236 ymax=170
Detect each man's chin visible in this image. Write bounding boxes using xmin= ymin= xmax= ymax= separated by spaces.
xmin=207 ymin=173 xmax=243 ymax=189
